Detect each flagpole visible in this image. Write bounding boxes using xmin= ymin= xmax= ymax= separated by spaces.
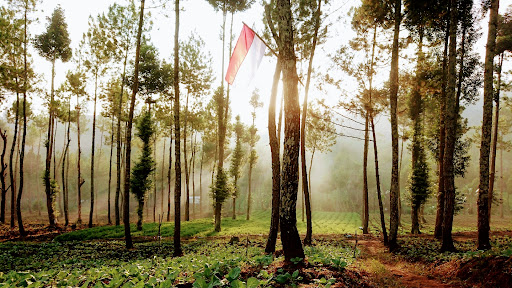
xmin=242 ymin=22 xmax=278 ymax=58
xmin=239 ymin=22 xmax=304 ymax=86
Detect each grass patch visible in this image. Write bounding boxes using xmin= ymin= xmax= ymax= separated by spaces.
xmin=54 ymin=211 xmax=362 ymax=241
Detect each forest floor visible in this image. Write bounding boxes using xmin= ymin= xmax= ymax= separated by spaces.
xmin=1 ymin=212 xmax=511 ymax=287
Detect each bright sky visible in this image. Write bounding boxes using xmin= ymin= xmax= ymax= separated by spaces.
xmin=3 ymin=0 xmax=512 ymax=138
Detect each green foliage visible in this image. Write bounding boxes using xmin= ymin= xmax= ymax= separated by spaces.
xmin=211 ymin=168 xmax=232 ymax=205
xmin=54 ymin=211 xmax=363 ymax=241
xmin=129 ymin=41 xmax=173 ymax=96
xmin=0 ymin=238 xmax=356 ymax=287
xmin=229 ymin=115 xmax=245 ymax=198
xmin=131 ymin=111 xmax=155 ymax=202
xmin=408 ymin=131 xmax=431 ymax=208
xmin=33 ymin=5 xmax=72 ymax=62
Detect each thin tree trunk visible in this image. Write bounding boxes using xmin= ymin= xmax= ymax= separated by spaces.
xmin=89 ymin=73 xmax=98 ymax=228
xmin=124 ymin=0 xmax=145 ymax=249
xmin=435 ymin=16 xmax=450 ymax=239
xmin=388 ymin=0 xmax=401 ymax=251
xmin=200 ymin=141 xmax=204 ymax=217
xmin=0 ymin=130 xmax=7 ymax=224
xmin=265 ymin=59 xmax=282 ymax=254
xmin=116 ymin=40 xmax=130 ymax=226
xmin=489 ymin=53 xmax=503 ymax=224
xmin=161 ymin=139 xmax=165 ymax=219
xmin=17 ymin=3 xmax=29 ymax=236
xmin=478 ymin=0 xmax=499 ymax=251
xmin=184 ymin=93 xmax=189 ymax=221
xmin=441 ymin=0 xmax=459 ymax=252
xmin=500 ymin=146 xmax=504 ymax=218
xmin=192 ymin=134 xmax=196 ymax=218
xmin=62 ymin=101 xmax=71 ymax=226
xmin=362 ymin=113 xmax=369 ymax=234
xmin=77 ymin=102 xmax=83 ymax=224
xmin=107 ymin=115 xmax=114 ymax=225
xmin=10 ymin=89 xmax=20 ymax=229
xmin=370 ymin=116 xmax=388 ymax=245
xmin=153 ymin=134 xmax=156 ymax=223
xmin=172 ymin=0 xmax=183 ymax=257
xmin=43 ymin=56 xmax=57 ymax=227
xmin=300 ymin=0 xmax=321 ymax=246
xmin=167 ymin=135 xmax=172 ymax=222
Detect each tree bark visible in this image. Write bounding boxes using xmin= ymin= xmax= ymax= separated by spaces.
xmin=478 ymin=0 xmax=499 ymax=251
xmin=184 ymin=94 xmax=189 ymax=221
xmin=161 ymin=139 xmax=166 ymax=219
xmin=300 ymin=0 xmax=321 ymax=246
xmin=275 ymin=0 xmax=305 ymax=262
xmin=489 ymin=53 xmax=503 ymax=224
xmin=362 ymin=113 xmax=369 ymax=234
xmin=89 ymin=73 xmax=98 ymax=228
xmin=370 ymin=116 xmax=388 ymax=245
xmin=172 ymin=0 xmax=183 ymax=257
xmin=107 ymin=115 xmax=114 ymax=225
xmin=388 ymin=0 xmax=401 ymax=251
xmin=43 ymin=56 xmax=56 ymax=227
xmin=435 ymin=15 xmax=450 ymax=239
xmin=16 ymin=3 xmax=30 ymax=236
xmin=116 ymin=37 xmax=130 ymax=226
xmin=0 ymin=130 xmax=7 ymax=224
xmin=265 ymin=60 xmax=282 ymax=254
xmin=167 ymin=135 xmax=172 ymax=222
xmin=10 ymin=89 xmax=19 ymax=229
xmin=76 ymin=102 xmax=83 ymax=224
xmin=441 ymin=0 xmax=459 ymax=252
xmin=124 ymin=0 xmax=145 ymax=250
xmin=62 ymin=115 xmax=71 ymax=226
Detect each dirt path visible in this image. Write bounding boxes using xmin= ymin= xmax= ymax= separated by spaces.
xmin=354 ymin=237 xmax=460 ymax=288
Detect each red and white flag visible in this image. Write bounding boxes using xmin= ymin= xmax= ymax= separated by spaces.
xmin=225 ymin=24 xmax=266 ymax=86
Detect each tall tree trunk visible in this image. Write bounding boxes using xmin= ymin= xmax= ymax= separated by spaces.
xmin=161 ymin=139 xmax=165 ymax=218
xmin=212 ymin=0 xmax=229 ymax=233
xmin=370 ymin=117 xmax=388 ymax=245
xmin=265 ymin=60 xmax=282 ymax=254
xmin=116 ymin=41 xmax=130 ymax=226
xmin=300 ymin=0 xmax=321 ymax=246
xmin=89 ymin=73 xmax=98 ymax=228
xmin=172 ymin=0 xmax=183 ymax=257
xmin=192 ymin=135 xmax=196 ymax=218
xmin=10 ymin=90 xmax=19 ymax=229
xmin=388 ymin=0 xmax=401 ymax=251
xmin=17 ymin=3 xmax=29 ymax=236
xmin=489 ymin=53 xmax=503 ymax=224
xmin=184 ymin=93 xmax=189 ymax=221
xmin=435 ymin=16 xmax=450 ymax=239
xmin=500 ymin=146 xmax=504 ymax=218
xmin=44 ymin=57 xmax=56 ymax=227
xmin=365 ymin=24 xmax=377 ymax=234
xmin=76 ymin=103 xmax=83 ymax=224
xmin=0 ymin=130 xmax=7 ymax=224
xmin=167 ymin=135 xmax=172 ymax=222
xmin=362 ymin=113 xmax=369 ymax=234
xmin=153 ymin=133 xmax=156 ymax=223
xmin=62 ymin=102 xmax=71 ymax=226
xmin=108 ymin=115 xmax=114 ymax=225
xmin=275 ymin=0 xmax=305 ymax=262
xmin=200 ymin=142 xmax=204 ymax=217
xmin=441 ymin=0 xmax=459 ymax=252
xmin=410 ymin=30 xmax=424 ymax=235
xmin=124 ymin=0 xmax=145 ymax=249
xmin=478 ymin=0 xmax=499 ymax=251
